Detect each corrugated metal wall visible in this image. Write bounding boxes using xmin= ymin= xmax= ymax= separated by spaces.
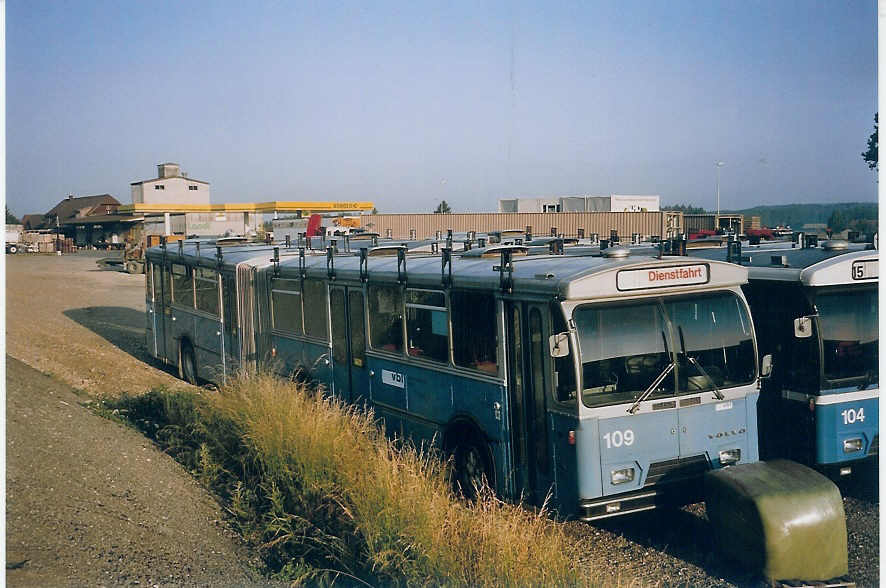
xmin=359 ymin=212 xmax=683 ymax=240
xmin=684 ymin=214 xmax=744 ymax=234
xmin=684 ymin=214 xmax=716 ymax=232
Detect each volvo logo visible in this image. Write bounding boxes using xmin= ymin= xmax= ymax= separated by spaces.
xmin=707 ymin=428 xmax=746 ymax=440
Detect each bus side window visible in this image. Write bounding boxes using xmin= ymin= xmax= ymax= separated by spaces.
xmin=787 ymin=318 xmax=819 ymax=393
xmin=146 ymin=263 xmax=153 ymax=300
xmin=270 ymin=278 xmax=303 ymax=335
xmin=161 ymin=264 xmax=171 ymax=307
xmin=368 ymin=285 xmax=403 ymax=353
xmin=348 ymin=290 xmax=366 ymax=367
xmin=171 ymin=263 xmax=194 ymax=308
xmin=330 ymin=289 xmax=347 ymax=364
xmin=151 ymin=263 xmax=164 ymax=304
xmin=452 ymin=291 xmax=498 ymax=374
xmin=195 ymin=268 xmax=219 ymax=316
xmin=405 ymin=289 xmax=448 ymax=363
xmin=529 ymin=308 xmax=550 ymax=474
xmin=750 ymin=283 xmax=818 ymax=393
xmin=222 ymin=273 xmax=237 ymax=334
xmin=302 ymin=279 xmax=329 ymax=340
xmin=551 ymin=303 xmax=575 ymax=403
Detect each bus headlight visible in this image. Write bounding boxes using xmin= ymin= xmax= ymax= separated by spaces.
xmin=610 ymin=467 xmax=635 ymax=485
xmin=718 ymin=448 xmax=741 ymax=465
xmin=843 ymin=438 xmax=863 ymax=453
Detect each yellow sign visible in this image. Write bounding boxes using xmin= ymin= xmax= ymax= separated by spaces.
xmin=118 ymin=201 xmax=375 ymax=214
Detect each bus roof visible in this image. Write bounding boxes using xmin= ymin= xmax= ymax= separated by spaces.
xmin=149 ymin=242 xmax=749 ymax=300
xmin=146 ymin=242 xmax=278 ymax=268
xmin=691 ymin=244 xmax=878 ymax=287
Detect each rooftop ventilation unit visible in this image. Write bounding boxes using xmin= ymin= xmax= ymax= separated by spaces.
xmin=602 ymin=246 xmax=630 ymax=259
xmin=822 ymin=240 xmax=849 ymax=251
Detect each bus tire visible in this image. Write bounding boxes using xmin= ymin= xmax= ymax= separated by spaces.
xmin=452 ymin=437 xmax=493 ymax=501
xmin=179 ymin=341 xmax=198 ymax=385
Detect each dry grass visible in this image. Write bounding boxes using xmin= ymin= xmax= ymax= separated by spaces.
xmin=101 ymin=372 xmax=598 ymax=585
xmin=214 ymin=372 xmax=594 ymax=586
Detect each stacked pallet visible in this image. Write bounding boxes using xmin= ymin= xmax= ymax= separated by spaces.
xmin=22 ymin=233 xmax=75 ymax=252
xmin=21 ymin=232 xmax=56 ymax=244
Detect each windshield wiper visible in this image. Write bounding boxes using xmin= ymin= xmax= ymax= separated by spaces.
xmin=859 ymin=370 xmax=877 ymax=391
xmin=676 ymin=326 xmax=724 ymax=400
xmin=687 ymin=356 xmax=724 ymax=400
xmin=627 ymin=362 xmax=675 ymax=415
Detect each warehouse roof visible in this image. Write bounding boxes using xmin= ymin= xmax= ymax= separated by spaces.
xmin=45 ymin=194 xmax=121 ymax=222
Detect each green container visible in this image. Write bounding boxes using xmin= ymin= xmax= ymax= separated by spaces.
xmin=705 ymin=459 xmax=847 ymax=582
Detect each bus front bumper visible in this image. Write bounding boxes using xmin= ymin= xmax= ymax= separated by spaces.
xmin=578 ymin=477 xmax=704 ymax=522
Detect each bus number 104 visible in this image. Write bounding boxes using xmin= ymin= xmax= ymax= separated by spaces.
xmin=603 ymin=429 xmax=635 ymax=448
xmin=842 ymin=408 xmax=865 ymax=425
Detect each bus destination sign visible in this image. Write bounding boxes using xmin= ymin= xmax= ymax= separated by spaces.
xmin=617 ymin=264 xmax=709 ymax=291
xmin=851 ymin=259 xmax=878 ymax=281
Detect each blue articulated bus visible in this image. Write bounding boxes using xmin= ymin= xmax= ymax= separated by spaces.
xmin=145 ymin=238 xmax=768 ymax=520
xmin=694 ymin=239 xmax=879 ymax=476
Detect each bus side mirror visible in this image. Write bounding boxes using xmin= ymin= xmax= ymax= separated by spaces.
xmin=793 ymin=316 xmax=813 ymax=338
xmin=549 ymin=332 xmax=570 ymax=358
xmin=760 ymin=354 xmax=773 ymax=378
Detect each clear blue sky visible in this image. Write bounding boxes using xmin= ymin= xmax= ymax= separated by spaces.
xmin=6 ymin=0 xmax=878 ymax=216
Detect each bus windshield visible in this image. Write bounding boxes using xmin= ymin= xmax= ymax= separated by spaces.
xmin=664 ymin=293 xmax=755 ymax=394
xmin=576 ymin=300 xmax=672 ymax=408
xmin=815 ymin=288 xmax=878 ymax=386
xmin=576 ymin=292 xmax=755 ymax=408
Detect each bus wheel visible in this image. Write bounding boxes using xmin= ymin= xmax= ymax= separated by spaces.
xmin=453 ymin=439 xmax=492 ymax=500
xmin=179 ymin=342 xmax=198 ymax=385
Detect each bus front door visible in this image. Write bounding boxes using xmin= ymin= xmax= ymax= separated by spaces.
xmin=330 ymin=287 xmax=369 ymax=403
xmin=507 ymin=302 xmax=555 ymax=505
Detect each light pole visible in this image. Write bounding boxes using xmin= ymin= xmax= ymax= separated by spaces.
xmin=715 ymin=161 xmax=725 ymax=218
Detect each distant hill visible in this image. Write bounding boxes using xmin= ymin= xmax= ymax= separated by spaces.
xmin=721 ymin=202 xmax=878 ymax=228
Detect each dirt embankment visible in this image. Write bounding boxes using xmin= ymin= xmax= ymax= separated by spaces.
xmin=6 ymin=254 xmax=278 ymax=586
xmin=6 ymin=356 xmax=272 ymax=586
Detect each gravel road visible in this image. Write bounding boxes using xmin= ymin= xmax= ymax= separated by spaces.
xmin=6 ymin=251 xmax=186 ymax=397
xmin=6 ymin=356 xmax=274 ymax=587
xmin=5 ymin=251 xmax=880 ymax=586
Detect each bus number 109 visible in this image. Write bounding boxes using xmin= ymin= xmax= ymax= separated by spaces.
xmin=603 ymin=429 xmax=635 ymax=448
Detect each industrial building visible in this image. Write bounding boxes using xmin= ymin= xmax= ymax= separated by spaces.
xmin=21 ymin=193 xmax=144 ymax=248
xmin=498 ymin=194 xmax=660 ymax=213
xmin=359 ymin=210 xmax=681 ymax=240
xmin=19 ymin=163 xmax=374 ymax=250
xmin=130 ymin=162 xmax=211 ymax=206
xmin=120 ymin=162 xmax=375 ymax=238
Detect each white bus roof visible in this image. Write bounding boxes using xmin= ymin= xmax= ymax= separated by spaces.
xmin=800 ymin=249 xmax=878 ymax=287
xmin=692 ymin=245 xmax=878 ymax=287
xmin=150 ymin=242 xmax=749 ymax=301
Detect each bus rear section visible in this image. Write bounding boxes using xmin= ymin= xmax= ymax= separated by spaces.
xmin=557 ymin=259 xmax=762 ymax=520
xmin=144 ymin=242 xmax=270 ymax=384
